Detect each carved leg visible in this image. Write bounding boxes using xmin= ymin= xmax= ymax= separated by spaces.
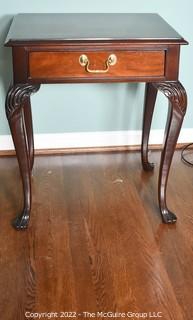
xmin=23 ymin=97 xmax=35 ymax=171
xmin=141 ymin=83 xmax=158 ymax=171
xmin=152 ymin=81 xmax=187 ymax=223
xmin=6 ymin=84 xmax=40 ymax=230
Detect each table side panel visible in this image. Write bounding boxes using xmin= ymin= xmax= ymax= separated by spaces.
xmin=12 ymin=47 xmax=29 ymax=83
xmin=165 ymin=45 xmax=180 ymax=80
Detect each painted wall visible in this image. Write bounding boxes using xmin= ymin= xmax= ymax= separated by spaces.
xmin=0 ymin=0 xmax=192 ymax=137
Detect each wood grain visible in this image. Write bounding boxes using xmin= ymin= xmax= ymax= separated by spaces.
xmin=0 ymin=151 xmax=193 ymax=319
xmin=29 ymin=51 xmax=165 ymax=79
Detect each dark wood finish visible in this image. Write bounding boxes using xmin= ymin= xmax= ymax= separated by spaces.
xmin=4 ymin=13 xmax=188 ymax=229
xmin=29 ymin=51 xmax=165 ymax=79
xmin=154 ymin=81 xmax=187 ymax=223
xmin=12 ymin=47 xmax=28 ymax=83
xmin=165 ymin=45 xmax=180 ymax=80
xmin=142 ymin=81 xmax=187 ymax=223
xmin=0 ymin=151 xmax=193 ymax=319
xmin=9 ymin=43 xmax=181 ymax=84
xmin=141 ymin=83 xmax=158 ymax=171
xmin=5 ymin=84 xmax=40 ymax=229
xmin=23 ymin=97 xmax=35 ymax=171
xmin=5 ymin=13 xmax=187 ymax=44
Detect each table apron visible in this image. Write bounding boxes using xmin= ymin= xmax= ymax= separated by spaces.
xmin=11 ymin=44 xmax=180 ymax=84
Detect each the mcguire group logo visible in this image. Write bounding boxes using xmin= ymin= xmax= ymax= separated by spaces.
xmin=82 ymin=311 xmax=163 ymax=318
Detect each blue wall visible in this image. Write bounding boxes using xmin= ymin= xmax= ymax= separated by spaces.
xmin=0 ymin=0 xmax=192 ymax=135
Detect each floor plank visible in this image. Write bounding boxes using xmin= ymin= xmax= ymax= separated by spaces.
xmin=0 ymin=151 xmax=193 ymax=319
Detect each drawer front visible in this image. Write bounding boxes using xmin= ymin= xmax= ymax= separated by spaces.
xmin=29 ymin=51 xmax=165 ymax=80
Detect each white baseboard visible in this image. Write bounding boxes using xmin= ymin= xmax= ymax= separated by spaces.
xmin=0 ymin=129 xmax=193 ymax=151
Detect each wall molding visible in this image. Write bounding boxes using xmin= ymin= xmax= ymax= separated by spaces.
xmin=0 ymin=128 xmax=193 ymax=152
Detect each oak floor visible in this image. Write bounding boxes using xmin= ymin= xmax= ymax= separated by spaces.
xmin=0 ymin=150 xmax=193 ymax=320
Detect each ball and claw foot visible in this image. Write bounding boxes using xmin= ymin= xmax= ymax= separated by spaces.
xmin=143 ymin=161 xmax=154 ymax=171
xmin=12 ymin=210 xmax=30 ymax=230
xmin=161 ymin=209 xmax=177 ymax=224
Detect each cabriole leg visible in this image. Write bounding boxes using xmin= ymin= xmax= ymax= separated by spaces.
xmin=5 ymin=84 xmax=40 ymax=230
xmin=141 ymin=83 xmax=158 ymax=171
xmin=152 ymin=81 xmax=187 ymax=223
xmin=23 ymin=97 xmax=35 ymax=171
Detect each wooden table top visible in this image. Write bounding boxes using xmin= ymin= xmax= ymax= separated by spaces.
xmin=5 ymin=13 xmax=187 ymax=46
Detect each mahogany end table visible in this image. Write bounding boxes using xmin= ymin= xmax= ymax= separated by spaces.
xmin=4 ymin=13 xmax=188 ymax=230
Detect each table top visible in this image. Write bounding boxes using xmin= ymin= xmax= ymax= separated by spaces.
xmin=5 ymin=13 xmax=187 ymax=46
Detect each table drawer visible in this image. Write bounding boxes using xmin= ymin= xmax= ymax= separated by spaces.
xmin=29 ymin=51 xmax=165 ymax=79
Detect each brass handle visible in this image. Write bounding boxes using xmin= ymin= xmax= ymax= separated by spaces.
xmin=79 ymin=54 xmax=117 ymax=74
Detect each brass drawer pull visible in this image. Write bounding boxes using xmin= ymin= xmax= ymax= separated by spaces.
xmin=79 ymin=54 xmax=117 ymax=73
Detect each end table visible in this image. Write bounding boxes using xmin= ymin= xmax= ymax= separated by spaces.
xmin=4 ymin=13 xmax=188 ymax=229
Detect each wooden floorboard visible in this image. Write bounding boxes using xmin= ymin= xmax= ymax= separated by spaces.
xmin=0 ymin=151 xmax=193 ymax=320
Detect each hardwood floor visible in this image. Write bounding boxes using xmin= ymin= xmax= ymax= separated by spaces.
xmin=0 ymin=150 xmax=193 ymax=320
